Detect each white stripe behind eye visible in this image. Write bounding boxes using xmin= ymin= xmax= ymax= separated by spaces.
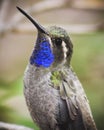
xmin=48 ymin=37 xmax=53 ymax=47
xmin=62 ymin=41 xmax=68 ymax=58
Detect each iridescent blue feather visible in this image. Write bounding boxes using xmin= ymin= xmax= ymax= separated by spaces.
xmin=30 ymin=40 xmax=54 ymax=68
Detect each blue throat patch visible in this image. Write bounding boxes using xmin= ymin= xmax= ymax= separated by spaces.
xmin=30 ymin=40 xmax=54 ymax=68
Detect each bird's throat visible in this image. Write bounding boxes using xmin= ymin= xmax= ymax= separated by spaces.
xmin=30 ymin=40 xmax=54 ymax=68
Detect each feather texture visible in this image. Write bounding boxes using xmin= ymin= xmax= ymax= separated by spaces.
xmin=24 ymin=64 xmax=97 ymax=130
xmin=51 ymin=66 xmax=97 ymax=130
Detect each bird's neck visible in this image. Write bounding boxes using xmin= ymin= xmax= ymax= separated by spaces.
xmin=24 ymin=63 xmax=71 ymax=91
xmin=25 ymin=63 xmax=51 ymax=83
xmin=25 ymin=63 xmax=69 ymax=81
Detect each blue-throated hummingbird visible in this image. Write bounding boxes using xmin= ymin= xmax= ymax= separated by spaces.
xmin=17 ymin=6 xmax=97 ymax=130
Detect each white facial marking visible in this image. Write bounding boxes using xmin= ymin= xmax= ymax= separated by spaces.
xmin=48 ymin=37 xmax=53 ymax=47
xmin=62 ymin=41 xmax=68 ymax=58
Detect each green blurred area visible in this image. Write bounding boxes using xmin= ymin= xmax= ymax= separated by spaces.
xmin=0 ymin=32 xmax=104 ymax=130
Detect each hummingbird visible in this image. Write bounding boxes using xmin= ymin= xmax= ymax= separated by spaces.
xmin=17 ymin=7 xmax=97 ymax=130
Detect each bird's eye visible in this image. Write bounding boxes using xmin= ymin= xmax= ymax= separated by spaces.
xmin=52 ymin=38 xmax=62 ymax=46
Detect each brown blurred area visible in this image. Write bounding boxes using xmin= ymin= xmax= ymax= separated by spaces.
xmin=0 ymin=0 xmax=104 ymax=82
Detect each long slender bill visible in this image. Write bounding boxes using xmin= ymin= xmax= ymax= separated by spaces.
xmin=17 ymin=6 xmax=49 ymax=35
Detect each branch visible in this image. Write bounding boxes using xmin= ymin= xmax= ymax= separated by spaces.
xmin=0 ymin=122 xmax=34 ymax=130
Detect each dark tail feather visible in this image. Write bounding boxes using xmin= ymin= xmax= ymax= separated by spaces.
xmin=68 ymin=107 xmax=86 ymax=130
xmin=57 ymin=100 xmax=86 ymax=130
xmin=68 ymin=104 xmax=97 ymax=130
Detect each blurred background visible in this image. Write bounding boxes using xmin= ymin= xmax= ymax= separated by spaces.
xmin=0 ymin=0 xmax=104 ymax=130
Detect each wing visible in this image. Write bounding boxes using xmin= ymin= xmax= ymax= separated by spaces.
xmin=51 ymin=67 xmax=97 ymax=130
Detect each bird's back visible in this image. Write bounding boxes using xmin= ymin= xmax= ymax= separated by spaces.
xmin=50 ymin=66 xmax=97 ymax=130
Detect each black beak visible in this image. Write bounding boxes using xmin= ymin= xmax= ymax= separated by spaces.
xmin=16 ymin=6 xmax=49 ymax=35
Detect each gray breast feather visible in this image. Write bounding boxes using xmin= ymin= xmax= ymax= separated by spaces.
xmin=24 ymin=64 xmax=97 ymax=130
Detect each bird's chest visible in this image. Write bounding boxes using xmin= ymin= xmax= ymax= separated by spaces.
xmin=24 ymin=72 xmax=59 ymax=127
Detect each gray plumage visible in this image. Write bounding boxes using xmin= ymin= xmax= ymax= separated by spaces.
xmin=24 ymin=64 xmax=97 ymax=130
xmin=17 ymin=7 xmax=97 ymax=130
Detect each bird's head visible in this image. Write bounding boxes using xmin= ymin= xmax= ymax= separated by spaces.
xmin=17 ymin=7 xmax=73 ymax=69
